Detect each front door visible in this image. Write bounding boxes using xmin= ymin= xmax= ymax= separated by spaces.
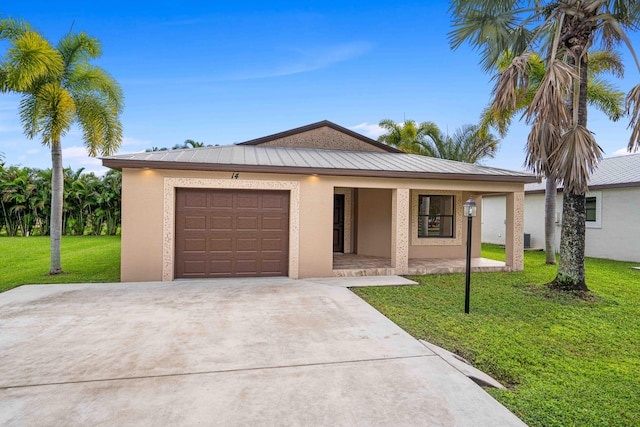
xmin=333 ymin=194 xmax=345 ymax=252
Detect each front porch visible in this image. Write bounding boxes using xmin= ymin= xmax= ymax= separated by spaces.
xmin=333 ymin=253 xmax=507 ymax=277
xmin=329 ymin=186 xmax=524 ymax=279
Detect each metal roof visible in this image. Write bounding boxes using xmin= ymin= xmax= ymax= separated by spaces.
xmin=102 ymin=145 xmax=537 ymax=182
xmin=525 ymin=153 xmax=640 ymax=192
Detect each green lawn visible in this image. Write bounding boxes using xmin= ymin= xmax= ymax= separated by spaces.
xmin=353 ymin=245 xmax=640 ymax=427
xmin=0 ymin=236 xmax=120 ymax=292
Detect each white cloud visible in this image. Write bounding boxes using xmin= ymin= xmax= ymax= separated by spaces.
xmin=61 ymin=146 xmax=102 ymax=167
xmin=26 ymin=149 xmax=39 ymax=154
xmin=229 ymin=42 xmax=373 ymax=80
xmin=121 ymin=136 xmax=152 ymax=148
xmin=350 ymin=122 xmax=386 ymax=139
xmin=610 ymin=147 xmax=637 ymax=157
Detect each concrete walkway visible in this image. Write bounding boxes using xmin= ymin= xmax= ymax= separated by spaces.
xmin=0 ymin=278 xmax=526 ymax=426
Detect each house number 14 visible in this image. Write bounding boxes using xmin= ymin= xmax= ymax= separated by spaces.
xmin=231 ymin=172 xmax=239 ymax=179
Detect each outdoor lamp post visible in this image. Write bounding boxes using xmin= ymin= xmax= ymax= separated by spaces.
xmin=463 ymin=197 xmax=477 ymax=314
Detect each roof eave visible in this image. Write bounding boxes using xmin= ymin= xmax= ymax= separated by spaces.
xmin=102 ymin=158 xmax=538 ymax=183
xmin=526 ymin=180 xmax=640 ymax=194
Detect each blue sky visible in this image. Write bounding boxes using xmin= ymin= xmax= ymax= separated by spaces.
xmin=2 ymin=1 xmax=640 ymax=175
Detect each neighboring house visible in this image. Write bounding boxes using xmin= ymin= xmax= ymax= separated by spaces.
xmin=102 ymin=120 xmax=536 ymax=281
xmin=482 ymin=153 xmax=640 ymax=263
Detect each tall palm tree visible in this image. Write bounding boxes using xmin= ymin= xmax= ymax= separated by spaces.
xmin=481 ymin=51 xmax=625 ymax=264
xmin=378 ymin=119 xmax=499 ymax=163
xmin=450 ymin=0 xmax=640 ymax=291
xmin=0 ymin=18 xmax=123 ymax=274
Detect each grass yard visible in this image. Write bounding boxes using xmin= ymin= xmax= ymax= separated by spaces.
xmin=0 ymin=236 xmax=120 ymax=292
xmin=353 ymin=245 xmax=640 ymax=427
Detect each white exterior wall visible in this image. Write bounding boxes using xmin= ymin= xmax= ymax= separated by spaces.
xmin=482 ymin=188 xmax=640 ymax=263
xmin=585 ymin=188 xmax=640 ymax=262
xmin=521 ymin=193 xmax=562 ymax=251
xmin=481 ymin=196 xmax=506 ymax=245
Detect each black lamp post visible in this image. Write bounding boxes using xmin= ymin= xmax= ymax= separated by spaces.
xmin=463 ymin=197 xmax=477 ymax=314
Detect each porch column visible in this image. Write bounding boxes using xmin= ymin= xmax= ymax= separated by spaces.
xmin=391 ymin=188 xmax=410 ymax=274
xmin=505 ymin=191 xmax=525 ymax=271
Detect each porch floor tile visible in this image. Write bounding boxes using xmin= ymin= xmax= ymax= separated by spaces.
xmin=333 ymin=254 xmax=507 ymax=277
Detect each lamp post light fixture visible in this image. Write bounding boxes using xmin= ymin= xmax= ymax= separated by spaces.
xmin=463 ymin=197 xmax=477 ymax=314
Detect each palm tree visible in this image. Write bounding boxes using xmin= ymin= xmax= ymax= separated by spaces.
xmin=421 ymin=123 xmax=499 ymax=164
xmin=377 ymin=119 xmax=433 ymax=154
xmin=378 ymin=119 xmax=499 ymax=163
xmin=450 ymin=1 xmax=640 ymax=291
xmin=0 ymin=18 xmax=123 ymax=274
xmin=481 ymin=51 xmax=625 ymax=264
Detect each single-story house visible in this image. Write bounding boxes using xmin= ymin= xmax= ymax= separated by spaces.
xmin=482 ymin=153 xmax=640 ymax=263
xmin=102 ymin=120 xmax=537 ymax=281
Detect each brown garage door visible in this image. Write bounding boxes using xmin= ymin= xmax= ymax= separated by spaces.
xmin=175 ymin=189 xmax=289 ymax=278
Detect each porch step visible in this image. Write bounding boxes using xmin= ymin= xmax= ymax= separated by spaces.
xmin=333 ymin=268 xmax=397 ymax=277
xmin=310 ymin=275 xmax=418 ymax=287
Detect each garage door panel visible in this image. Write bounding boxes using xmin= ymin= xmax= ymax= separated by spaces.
xmin=184 ymin=237 xmax=206 ymax=252
xmin=210 ymin=259 xmax=234 ymax=275
xmin=236 ymin=259 xmax=259 ymax=273
xmin=261 ymin=195 xmax=287 ymax=210
xmin=210 ymin=216 xmax=233 ymax=231
xmin=184 ymin=216 xmax=207 ymax=230
xmin=183 ymin=260 xmax=206 ymax=276
xmin=236 ymin=194 xmax=260 ymax=209
xmin=262 ymin=216 xmax=287 ymax=231
xmin=183 ymin=192 xmax=207 ymax=208
xmin=236 ymin=238 xmax=259 ymax=252
xmin=261 ymin=238 xmax=284 ymax=251
xmin=261 ymin=260 xmax=285 ymax=274
xmin=175 ymin=189 xmax=289 ymax=278
xmin=236 ymin=216 xmax=259 ymax=231
xmin=210 ymin=193 xmax=233 ymax=209
xmin=210 ymin=238 xmax=232 ymax=252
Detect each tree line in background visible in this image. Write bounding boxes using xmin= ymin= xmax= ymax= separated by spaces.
xmin=0 ymin=164 xmax=121 ymax=237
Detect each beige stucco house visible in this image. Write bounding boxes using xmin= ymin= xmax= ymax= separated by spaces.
xmin=102 ymin=121 xmax=536 ymax=282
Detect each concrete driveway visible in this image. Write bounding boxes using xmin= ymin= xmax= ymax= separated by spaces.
xmin=0 ymin=278 xmax=525 ymax=426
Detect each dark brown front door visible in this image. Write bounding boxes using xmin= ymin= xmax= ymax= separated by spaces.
xmin=175 ymin=188 xmax=289 ymax=278
xmin=333 ymin=194 xmax=345 ymax=252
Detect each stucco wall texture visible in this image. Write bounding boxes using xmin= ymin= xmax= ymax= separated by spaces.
xmin=251 ymin=127 xmax=390 ymax=152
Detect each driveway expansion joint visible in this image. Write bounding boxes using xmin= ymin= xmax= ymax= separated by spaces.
xmin=0 ymin=354 xmax=436 ymax=390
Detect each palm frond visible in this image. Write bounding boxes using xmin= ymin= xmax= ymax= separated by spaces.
xmin=66 ymin=64 xmax=124 ymax=113
xmin=551 ymin=125 xmax=603 ymax=194
xmin=3 ymin=30 xmax=62 ymax=91
xmin=525 ymin=119 xmax=561 ymax=176
xmin=57 ymin=32 xmax=101 ymax=74
xmin=625 ymin=83 xmax=640 ymax=151
xmin=587 ymin=77 xmax=624 ymax=120
xmin=0 ymin=17 xmax=32 ymax=41
xmin=35 ymin=83 xmax=76 ymax=146
xmin=588 ymin=50 xmax=624 ymax=78
xmin=524 ymin=59 xmax=575 ymax=127
xmin=596 ymin=13 xmax=640 ymax=72
xmin=492 ymin=53 xmax=532 ymax=113
xmin=449 ymin=2 xmax=536 ymax=72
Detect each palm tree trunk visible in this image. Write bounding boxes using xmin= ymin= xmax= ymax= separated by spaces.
xmin=49 ymin=140 xmax=63 ymax=274
xmin=544 ymin=175 xmax=557 ymax=264
xmin=553 ymin=46 xmax=589 ymax=291
xmin=553 ymin=192 xmax=587 ymax=291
